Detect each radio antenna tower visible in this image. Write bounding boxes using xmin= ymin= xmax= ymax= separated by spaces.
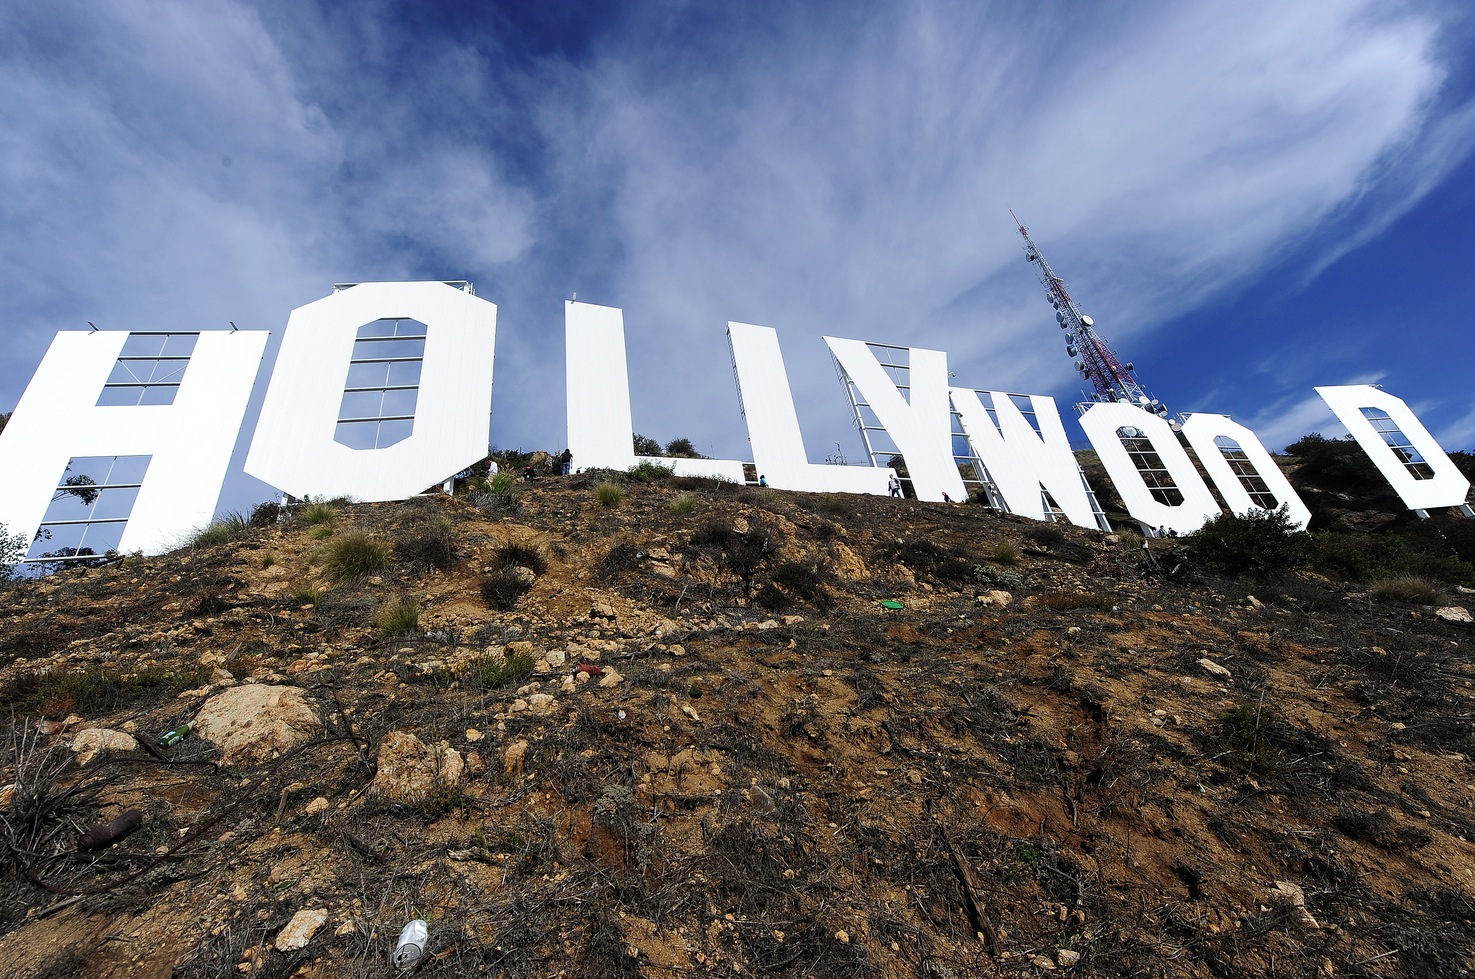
xmin=1010 ymin=211 xmax=1170 ymax=423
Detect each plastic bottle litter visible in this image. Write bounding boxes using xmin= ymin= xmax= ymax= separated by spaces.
xmin=392 ymin=919 xmax=429 ymax=971
xmin=158 ymin=722 xmax=191 ymax=748
xmin=78 ymin=809 xmax=143 ymax=851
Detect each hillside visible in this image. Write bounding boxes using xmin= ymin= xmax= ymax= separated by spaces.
xmin=2 ymin=472 xmax=1474 ymax=978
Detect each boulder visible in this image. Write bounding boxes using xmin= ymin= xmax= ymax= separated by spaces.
xmin=70 ymin=728 xmax=138 ymax=766
xmin=275 ymin=907 xmax=328 ymax=952
xmin=193 ymin=685 xmax=320 ymax=767
xmin=371 ymin=732 xmax=465 ymax=803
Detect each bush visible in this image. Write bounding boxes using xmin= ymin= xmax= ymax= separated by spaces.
xmin=377 ymin=596 xmax=421 ymax=635
xmin=464 ymin=648 xmax=538 ymax=689
xmin=248 ymin=501 xmax=281 ymax=527
xmin=1 ymin=522 xmax=30 ymax=581
xmin=187 ymin=513 xmax=247 ymax=549
xmin=1372 ymin=576 xmax=1442 ymax=606
xmin=974 ymin=564 xmax=1024 ymax=591
xmin=667 ymin=493 xmax=697 ymax=514
xmin=599 ymin=541 xmax=643 ymax=578
xmin=395 ymin=514 xmax=456 ymax=572
xmin=632 ymin=433 xmax=662 ymax=456
xmin=625 ymin=461 xmax=674 ymax=484
xmin=769 ymin=560 xmax=835 ymax=609
xmin=595 ymin=482 xmax=625 ymax=507
xmin=481 ymin=542 xmax=546 ymax=611
xmin=296 ymin=501 xmax=338 ymax=527
xmin=495 ymin=542 xmax=547 ymax=575
xmin=1188 ymin=504 xmax=1313 ymax=577
xmin=991 ymin=541 xmax=1020 ymax=565
xmin=322 ymin=531 xmax=391 ymax=583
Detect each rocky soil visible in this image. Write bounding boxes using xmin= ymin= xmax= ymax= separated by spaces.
xmin=2 ymin=474 xmax=1473 ymax=978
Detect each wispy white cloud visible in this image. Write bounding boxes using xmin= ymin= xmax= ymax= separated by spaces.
xmin=1 ymin=0 xmax=1471 ymax=476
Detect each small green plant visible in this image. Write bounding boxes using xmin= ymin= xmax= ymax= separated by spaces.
xmin=974 ymin=564 xmax=1024 ymax=591
xmin=991 ymin=541 xmax=1020 ymax=565
xmin=290 ymin=582 xmax=322 ymax=606
xmin=688 ymin=683 xmax=702 ymax=699
xmin=464 ymin=648 xmax=538 ymax=689
xmin=259 ymin=552 xmax=277 ymax=569
xmin=322 ymin=531 xmax=390 ymax=583
xmin=395 ymin=514 xmax=456 ymax=572
xmin=1219 ymin=702 xmax=1283 ymax=779
xmin=187 ymin=513 xmax=247 ymax=549
xmin=626 ymin=459 xmax=675 ymax=483
xmin=1372 ymin=576 xmax=1442 ymax=605
xmin=480 ymin=542 xmax=546 ymax=611
xmin=308 ymin=523 xmax=334 ymax=540
xmin=595 ymin=482 xmax=625 ymax=507
xmin=1 ymin=522 xmax=28 ymax=581
xmin=296 ymin=501 xmax=338 ymax=527
xmin=376 ymin=596 xmax=422 ymax=635
xmin=667 ymin=493 xmax=697 ymax=514
xmin=1037 ymin=590 xmax=1114 ymax=612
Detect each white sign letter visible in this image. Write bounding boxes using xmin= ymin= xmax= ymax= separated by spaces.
xmin=565 ymin=301 xmax=745 ymax=480
xmin=1079 ymin=403 xmax=1220 ymax=534
xmin=245 ymin=282 xmax=496 ymax=501
xmin=951 ymin=390 xmax=1101 ymax=529
xmin=727 ymin=323 xmax=891 ymax=494
xmin=1315 ymin=385 xmax=1471 ymax=513
xmin=1179 ymin=413 xmax=1311 ymax=529
xmin=0 ymin=330 xmax=268 ymax=555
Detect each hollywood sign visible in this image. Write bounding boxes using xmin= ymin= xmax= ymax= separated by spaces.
xmin=0 ymin=280 xmax=1469 ymax=563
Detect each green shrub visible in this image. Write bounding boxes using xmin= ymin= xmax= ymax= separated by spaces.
xmin=260 ymin=552 xmax=277 ymax=569
xmin=464 ymin=648 xmax=538 ymax=689
xmin=768 ymin=559 xmax=835 ymax=609
xmin=1372 ymin=576 xmax=1442 ymax=606
xmin=991 ymin=541 xmax=1020 ymax=565
xmin=377 ymin=596 xmax=422 ymax=635
xmin=626 ymin=460 xmax=674 ymax=483
xmin=595 ymin=482 xmax=625 ymax=507
xmin=296 ymin=501 xmax=338 ymax=527
xmin=290 ymin=582 xmax=322 ymax=606
xmin=188 ymin=513 xmax=247 ymax=549
xmin=1 ymin=522 xmax=29 ymax=581
xmin=667 ymin=493 xmax=697 ymax=514
xmin=974 ymin=564 xmax=1024 ymax=591
xmin=1188 ymin=504 xmax=1313 ymax=577
xmin=599 ymin=541 xmax=642 ymax=578
xmin=308 ymin=524 xmax=334 ymax=540
xmin=248 ymin=501 xmax=282 ymax=527
xmin=1037 ymin=591 xmax=1114 ymax=612
xmin=395 ymin=514 xmax=456 ymax=572
xmin=322 ymin=531 xmax=390 ymax=583
xmin=1219 ymin=703 xmax=1283 ymax=779
xmin=481 ymin=543 xmax=546 ymax=610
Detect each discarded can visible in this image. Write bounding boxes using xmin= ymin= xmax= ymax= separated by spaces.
xmin=158 ymin=722 xmax=191 ymax=748
xmin=392 ymin=919 xmax=429 ymax=971
xmin=78 ymin=809 xmax=143 ymax=851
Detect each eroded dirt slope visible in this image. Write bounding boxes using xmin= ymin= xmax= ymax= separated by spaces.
xmin=2 ymin=475 xmax=1473 ymax=978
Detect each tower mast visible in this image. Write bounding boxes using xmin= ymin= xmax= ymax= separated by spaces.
xmin=1010 ymin=211 xmax=1169 ymax=422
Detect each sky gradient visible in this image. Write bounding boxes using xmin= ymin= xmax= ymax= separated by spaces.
xmin=3 ymin=1 xmax=1474 ymax=508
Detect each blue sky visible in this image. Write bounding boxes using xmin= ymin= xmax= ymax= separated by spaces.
xmin=3 ymin=0 xmax=1475 ymax=509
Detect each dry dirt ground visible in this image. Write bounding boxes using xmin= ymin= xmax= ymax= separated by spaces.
xmin=2 ymin=474 xmax=1473 ymax=978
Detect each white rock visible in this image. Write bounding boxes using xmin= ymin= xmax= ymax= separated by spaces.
xmin=598 ymin=668 xmax=624 ymax=689
xmin=370 ymin=732 xmax=465 ymax=803
xmin=1435 ymin=606 xmax=1472 ymax=624
xmin=70 ymin=728 xmax=138 ymax=766
xmin=193 ymin=685 xmax=320 ymax=767
xmin=1197 ymin=658 xmax=1232 ymax=680
xmin=274 ymin=907 xmax=327 ymax=951
xmin=304 ymin=797 xmax=330 ymax=816
xmin=1056 ymin=949 xmax=1081 ymax=968
xmin=528 ymin=693 xmax=558 ymax=715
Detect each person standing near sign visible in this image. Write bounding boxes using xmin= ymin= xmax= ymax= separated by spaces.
xmin=560 ymin=448 xmax=573 ymax=475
